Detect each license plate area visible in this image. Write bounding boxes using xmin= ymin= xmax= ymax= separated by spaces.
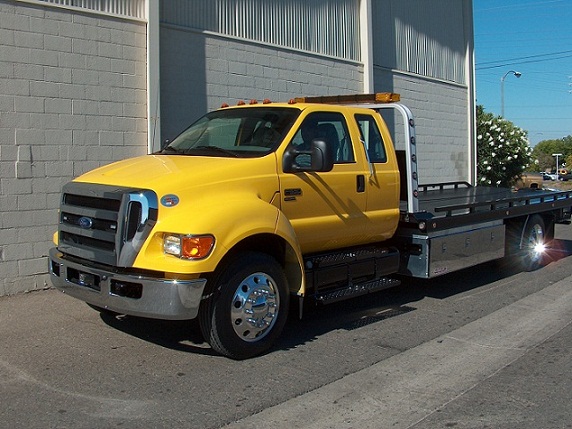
xmin=67 ymin=267 xmax=101 ymax=291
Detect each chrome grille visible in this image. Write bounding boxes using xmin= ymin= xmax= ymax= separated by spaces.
xmin=58 ymin=182 xmax=158 ymax=267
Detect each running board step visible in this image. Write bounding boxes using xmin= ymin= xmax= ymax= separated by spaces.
xmin=315 ymin=277 xmax=401 ymax=305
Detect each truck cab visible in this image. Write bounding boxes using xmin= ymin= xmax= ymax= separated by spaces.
xmin=279 ymin=104 xmax=400 ymax=253
xmin=49 ymin=94 xmax=403 ymax=359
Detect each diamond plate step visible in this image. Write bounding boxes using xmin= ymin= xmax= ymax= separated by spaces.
xmin=315 ymin=277 xmax=401 ymax=305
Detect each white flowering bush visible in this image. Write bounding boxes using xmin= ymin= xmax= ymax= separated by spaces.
xmin=476 ymin=105 xmax=533 ymax=187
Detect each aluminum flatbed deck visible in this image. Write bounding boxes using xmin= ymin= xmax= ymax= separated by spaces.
xmin=401 ymin=182 xmax=572 ymax=232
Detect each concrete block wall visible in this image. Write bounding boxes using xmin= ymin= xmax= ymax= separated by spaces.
xmin=375 ymin=68 xmax=470 ymax=184
xmin=206 ymin=36 xmax=364 ymax=107
xmin=160 ymin=26 xmax=364 ymax=140
xmin=0 ymin=1 xmax=148 ymax=296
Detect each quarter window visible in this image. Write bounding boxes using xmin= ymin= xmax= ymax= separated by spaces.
xmin=355 ymin=114 xmax=387 ymax=163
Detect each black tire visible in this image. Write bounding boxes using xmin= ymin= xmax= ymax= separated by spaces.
xmin=199 ymin=252 xmax=289 ymax=359
xmin=507 ymin=215 xmax=547 ymax=272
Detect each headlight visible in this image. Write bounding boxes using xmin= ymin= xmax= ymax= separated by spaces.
xmin=163 ymin=234 xmax=215 ymax=260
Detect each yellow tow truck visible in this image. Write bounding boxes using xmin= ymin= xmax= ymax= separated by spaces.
xmin=49 ymin=94 xmax=572 ymax=359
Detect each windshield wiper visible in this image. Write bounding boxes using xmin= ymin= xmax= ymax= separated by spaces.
xmin=189 ymin=146 xmax=240 ymax=157
xmin=157 ymin=146 xmax=183 ymax=154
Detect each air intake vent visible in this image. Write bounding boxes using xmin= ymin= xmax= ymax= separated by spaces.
xmin=125 ymin=201 xmax=142 ymax=242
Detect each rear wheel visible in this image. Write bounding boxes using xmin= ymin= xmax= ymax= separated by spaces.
xmin=508 ymin=215 xmax=547 ymax=272
xmin=199 ymin=252 xmax=289 ymax=359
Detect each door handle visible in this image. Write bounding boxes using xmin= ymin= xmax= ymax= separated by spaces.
xmin=357 ymin=175 xmax=365 ymax=193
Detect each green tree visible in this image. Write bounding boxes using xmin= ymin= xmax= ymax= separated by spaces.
xmin=566 ymin=154 xmax=572 ymax=171
xmin=476 ymin=105 xmax=532 ymax=187
xmin=529 ymin=151 xmax=554 ymax=173
xmin=530 ymin=136 xmax=572 ymax=172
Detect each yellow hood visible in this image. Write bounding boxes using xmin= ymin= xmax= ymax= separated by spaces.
xmin=75 ymin=154 xmax=280 ymax=202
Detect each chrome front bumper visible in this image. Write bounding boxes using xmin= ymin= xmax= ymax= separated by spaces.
xmin=48 ymin=248 xmax=207 ymax=320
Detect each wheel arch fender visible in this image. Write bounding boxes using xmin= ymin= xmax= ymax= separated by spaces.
xmin=213 ymin=210 xmax=305 ymax=296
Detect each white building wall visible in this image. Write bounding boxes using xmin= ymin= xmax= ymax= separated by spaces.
xmin=159 ymin=0 xmax=364 ymax=139
xmin=161 ymin=0 xmax=361 ymax=61
xmin=376 ymin=70 xmax=470 ymax=184
xmin=372 ymin=0 xmax=474 ymax=184
xmin=160 ymin=25 xmax=363 ymax=140
xmin=0 ymin=0 xmax=474 ymax=296
xmin=0 ymin=0 xmax=148 ymax=295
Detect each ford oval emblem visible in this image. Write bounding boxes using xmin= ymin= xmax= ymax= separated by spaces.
xmin=78 ymin=216 xmax=93 ymax=229
xmin=161 ymin=194 xmax=179 ymax=207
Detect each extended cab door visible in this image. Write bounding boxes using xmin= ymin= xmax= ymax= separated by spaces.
xmin=353 ymin=112 xmax=400 ymax=236
xmin=279 ymin=111 xmax=369 ymax=254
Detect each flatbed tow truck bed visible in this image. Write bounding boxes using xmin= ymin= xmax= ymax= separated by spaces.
xmin=401 ymin=182 xmax=572 ymax=232
xmin=356 ymin=99 xmax=572 ymax=278
xmin=394 ymin=182 xmax=572 ymax=278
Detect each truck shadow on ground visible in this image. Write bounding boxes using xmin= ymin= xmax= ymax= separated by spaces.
xmin=98 ymin=238 xmax=572 ymax=358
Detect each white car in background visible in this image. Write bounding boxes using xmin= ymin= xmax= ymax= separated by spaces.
xmin=541 ymin=172 xmax=559 ymax=181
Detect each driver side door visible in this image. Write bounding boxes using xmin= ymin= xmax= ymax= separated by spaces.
xmin=279 ymin=111 xmax=368 ymax=254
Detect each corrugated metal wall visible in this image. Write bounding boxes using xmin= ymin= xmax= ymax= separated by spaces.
xmin=29 ymin=0 xmax=146 ymax=19
xmin=373 ymin=0 xmax=468 ymax=84
xmin=372 ymin=0 xmax=473 ymax=184
xmin=160 ymin=0 xmax=361 ymax=61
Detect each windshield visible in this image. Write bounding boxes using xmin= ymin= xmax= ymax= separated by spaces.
xmin=160 ymin=107 xmax=300 ymax=158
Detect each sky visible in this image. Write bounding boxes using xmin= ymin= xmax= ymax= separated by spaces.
xmin=473 ymin=0 xmax=572 ymax=146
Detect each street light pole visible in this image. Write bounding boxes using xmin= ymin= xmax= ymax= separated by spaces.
xmin=552 ymin=153 xmax=563 ymax=174
xmin=501 ymin=70 xmax=522 ymax=117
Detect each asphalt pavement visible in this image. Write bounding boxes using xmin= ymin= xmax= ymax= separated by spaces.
xmin=225 ymin=275 xmax=572 ymax=429
xmin=1 ymin=259 xmax=572 ymax=428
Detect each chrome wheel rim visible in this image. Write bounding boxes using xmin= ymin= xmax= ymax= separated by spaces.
xmin=230 ymin=272 xmax=279 ymax=342
xmin=526 ymin=223 xmax=544 ymax=263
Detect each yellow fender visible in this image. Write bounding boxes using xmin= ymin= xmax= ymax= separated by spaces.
xmin=134 ymin=195 xmax=306 ymax=295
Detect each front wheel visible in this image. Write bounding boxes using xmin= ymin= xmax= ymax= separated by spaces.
xmin=199 ymin=252 xmax=290 ymax=359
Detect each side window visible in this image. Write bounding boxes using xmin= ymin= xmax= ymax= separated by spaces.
xmin=290 ymin=112 xmax=354 ymax=164
xmin=355 ymin=114 xmax=387 ymax=163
